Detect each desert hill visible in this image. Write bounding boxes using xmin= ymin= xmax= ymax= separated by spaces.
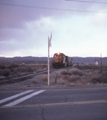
xmin=0 ymin=56 xmax=107 ymax=64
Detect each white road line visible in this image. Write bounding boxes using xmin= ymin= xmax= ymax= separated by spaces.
xmin=3 ymin=90 xmax=45 ymax=107
xmin=0 ymin=90 xmax=34 ymax=104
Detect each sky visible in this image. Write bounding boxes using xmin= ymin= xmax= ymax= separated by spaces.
xmin=0 ymin=0 xmax=107 ymax=57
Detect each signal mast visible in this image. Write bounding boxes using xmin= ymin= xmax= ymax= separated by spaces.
xmin=48 ymin=33 xmax=52 ymax=86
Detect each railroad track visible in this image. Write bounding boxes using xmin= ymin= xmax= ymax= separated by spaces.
xmin=0 ymin=69 xmax=58 ymax=85
xmin=0 ymin=66 xmax=73 ymax=85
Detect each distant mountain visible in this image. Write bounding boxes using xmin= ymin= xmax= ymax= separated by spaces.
xmin=73 ymin=57 xmax=107 ymax=64
xmin=0 ymin=56 xmax=48 ymax=64
xmin=0 ymin=56 xmax=107 ymax=64
xmin=13 ymin=56 xmax=47 ymax=61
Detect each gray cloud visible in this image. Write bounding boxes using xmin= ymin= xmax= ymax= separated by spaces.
xmin=0 ymin=0 xmax=107 ymax=57
xmin=0 ymin=0 xmax=106 ymax=29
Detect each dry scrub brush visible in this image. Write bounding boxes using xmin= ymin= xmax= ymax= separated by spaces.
xmin=75 ymin=64 xmax=100 ymax=70
xmin=91 ymin=71 xmax=107 ymax=83
xmin=0 ymin=64 xmax=48 ymax=77
xmin=60 ymin=66 xmax=107 ymax=85
xmin=60 ymin=68 xmax=83 ymax=85
xmin=61 ymin=68 xmax=83 ymax=76
xmin=42 ymin=74 xmax=57 ymax=85
xmin=32 ymin=65 xmax=107 ymax=86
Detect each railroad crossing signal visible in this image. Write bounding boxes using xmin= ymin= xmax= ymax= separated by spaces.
xmin=48 ymin=33 xmax=52 ymax=86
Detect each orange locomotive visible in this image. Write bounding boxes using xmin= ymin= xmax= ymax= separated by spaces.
xmin=52 ymin=53 xmax=73 ymax=68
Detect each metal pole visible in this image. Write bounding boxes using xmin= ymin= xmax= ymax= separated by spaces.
xmin=48 ymin=37 xmax=50 ymax=86
xmin=48 ymin=33 xmax=52 ymax=86
xmin=100 ymin=54 xmax=102 ymax=73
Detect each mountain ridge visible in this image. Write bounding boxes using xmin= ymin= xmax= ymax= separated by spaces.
xmin=0 ymin=56 xmax=107 ymax=64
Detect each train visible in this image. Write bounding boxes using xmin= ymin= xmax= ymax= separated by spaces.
xmin=52 ymin=53 xmax=73 ymax=68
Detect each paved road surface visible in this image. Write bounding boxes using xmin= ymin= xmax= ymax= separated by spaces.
xmin=0 ymin=87 xmax=107 ymax=120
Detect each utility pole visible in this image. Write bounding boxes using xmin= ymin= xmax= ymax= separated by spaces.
xmin=100 ymin=54 xmax=102 ymax=73
xmin=48 ymin=33 xmax=52 ymax=86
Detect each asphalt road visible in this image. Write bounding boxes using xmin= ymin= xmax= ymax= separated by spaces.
xmin=0 ymin=87 xmax=107 ymax=120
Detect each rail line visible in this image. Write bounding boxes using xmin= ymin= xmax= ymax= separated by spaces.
xmin=0 ymin=66 xmax=73 ymax=85
xmin=0 ymin=68 xmax=59 ymax=85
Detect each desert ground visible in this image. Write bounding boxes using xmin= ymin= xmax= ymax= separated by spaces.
xmin=0 ymin=64 xmax=107 ymax=90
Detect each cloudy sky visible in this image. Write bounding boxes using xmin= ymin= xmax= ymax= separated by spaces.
xmin=0 ymin=0 xmax=107 ymax=57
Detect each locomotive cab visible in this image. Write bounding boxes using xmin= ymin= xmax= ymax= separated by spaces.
xmin=52 ymin=53 xmax=67 ymax=68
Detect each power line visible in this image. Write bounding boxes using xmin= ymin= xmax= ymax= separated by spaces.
xmin=0 ymin=2 xmax=107 ymax=13
xmin=66 ymin=0 xmax=107 ymax=4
